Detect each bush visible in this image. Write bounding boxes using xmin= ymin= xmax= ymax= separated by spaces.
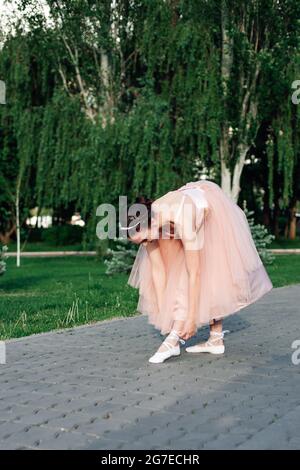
xmin=104 ymin=238 xmax=138 ymax=274
xmin=41 ymin=225 xmax=84 ymax=246
xmin=24 ymin=227 xmax=44 ymax=242
xmin=95 ymin=239 xmax=110 ymax=260
xmin=242 ymin=201 xmax=275 ymax=265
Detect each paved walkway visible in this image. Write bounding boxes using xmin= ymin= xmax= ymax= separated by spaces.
xmin=0 ymin=284 xmax=300 ymax=450
xmin=7 ymin=248 xmax=300 ymax=257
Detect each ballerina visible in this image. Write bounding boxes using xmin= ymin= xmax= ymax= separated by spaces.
xmin=121 ymin=180 xmax=273 ymax=364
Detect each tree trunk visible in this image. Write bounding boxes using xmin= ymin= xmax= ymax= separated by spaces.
xmin=220 ymin=0 xmax=234 ymax=200
xmin=273 ymin=202 xmax=280 ymax=239
xmin=221 ymin=0 xmax=232 ymax=97
xmin=16 ymin=182 xmax=21 ymax=267
xmin=231 ymin=144 xmax=248 ymax=203
xmin=220 ymin=1 xmax=260 ymax=204
xmin=220 ymin=136 xmax=231 ymax=197
xmin=288 ymin=203 xmax=297 ymax=240
xmin=100 ymin=50 xmax=114 ymax=128
xmin=0 ymin=227 xmax=15 ymax=245
xmin=263 ymin=187 xmax=271 ymax=227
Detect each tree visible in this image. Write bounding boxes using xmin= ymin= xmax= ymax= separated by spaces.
xmin=219 ymin=0 xmax=300 ymax=204
xmin=0 ymin=0 xmax=299 ymax=248
xmin=0 ymin=32 xmax=44 ymax=258
xmin=17 ymin=0 xmax=135 ymax=128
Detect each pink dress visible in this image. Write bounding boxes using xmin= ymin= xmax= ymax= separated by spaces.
xmin=128 ymin=180 xmax=273 ymax=335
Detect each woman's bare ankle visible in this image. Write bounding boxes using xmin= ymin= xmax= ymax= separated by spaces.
xmin=157 ymin=335 xmax=179 ymax=352
xmin=208 ymin=335 xmax=224 ymax=346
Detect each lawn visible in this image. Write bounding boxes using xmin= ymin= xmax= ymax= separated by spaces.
xmin=0 ymin=257 xmax=138 ymax=340
xmin=265 ymin=254 xmax=300 ymax=287
xmin=0 ymin=255 xmax=299 ymax=340
xmin=6 ymin=236 xmax=300 ymax=252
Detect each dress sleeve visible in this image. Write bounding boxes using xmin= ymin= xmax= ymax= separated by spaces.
xmin=175 ymin=191 xmax=207 ymax=251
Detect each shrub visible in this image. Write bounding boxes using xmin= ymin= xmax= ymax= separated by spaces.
xmin=26 ymin=227 xmax=44 ymax=242
xmin=104 ymin=238 xmax=138 ymax=274
xmin=41 ymin=225 xmax=84 ymax=246
xmin=242 ymin=201 xmax=275 ymax=265
xmin=95 ymin=239 xmax=110 ymax=260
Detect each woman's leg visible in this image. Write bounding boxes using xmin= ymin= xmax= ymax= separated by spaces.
xmin=156 ymin=318 xmax=224 ymax=352
xmin=156 ymin=319 xmax=185 ymax=352
xmin=188 ymin=319 xmax=224 ymax=348
xmin=209 ymin=319 xmax=224 ymax=345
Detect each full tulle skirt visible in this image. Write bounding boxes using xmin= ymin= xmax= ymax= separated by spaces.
xmin=128 ymin=180 xmax=273 ymax=335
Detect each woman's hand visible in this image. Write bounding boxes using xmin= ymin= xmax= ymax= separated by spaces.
xmin=179 ymin=318 xmax=197 ymax=341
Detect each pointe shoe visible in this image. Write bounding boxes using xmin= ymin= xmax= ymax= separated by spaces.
xmin=185 ymin=330 xmax=230 ymax=355
xmin=148 ymin=330 xmax=186 ymax=364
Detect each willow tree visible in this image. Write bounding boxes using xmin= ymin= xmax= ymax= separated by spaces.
xmin=218 ymin=0 xmax=300 ymax=203
xmin=0 ymin=31 xmax=46 ymax=261
xmin=123 ymin=0 xmax=300 ymax=208
xmin=12 ymin=0 xmax=150 ymax=215
xmin=17 ymin=0 xmax=132 ymax=128
xmin=2 ymin=0 xmax=299 ymax=246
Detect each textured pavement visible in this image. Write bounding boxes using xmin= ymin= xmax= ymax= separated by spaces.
xmin=0 ymin=283 xmax=300 ymax=450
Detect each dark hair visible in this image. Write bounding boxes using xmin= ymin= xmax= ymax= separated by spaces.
xmin=121 ymin=195 xmax=153 ymax=239
xmin=133 ymin=195 xmax=153 ymax=226
xmin=123 ymin=194 xmax=175 ymax=241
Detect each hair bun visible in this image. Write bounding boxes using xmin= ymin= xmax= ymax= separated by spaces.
xmin=135 ymin=195 xmax=153 ymax=210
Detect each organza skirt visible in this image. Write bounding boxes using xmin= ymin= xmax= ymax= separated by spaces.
xmin=128 ymin=180 xmax=273 ymax=335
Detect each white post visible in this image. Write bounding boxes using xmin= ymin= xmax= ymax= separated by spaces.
xmin=16 ymin=186 xmax=20 ymax=267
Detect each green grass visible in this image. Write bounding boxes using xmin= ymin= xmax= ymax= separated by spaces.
xmin=0 ymin=257 xmax=138 ymax=340
xmin=266 ymin=254 xmax=300 ymax=288
xmin=6 ymin=236 xmax=300 ymax=252
xmin=0 ymin=255 xmax=299 ymax=340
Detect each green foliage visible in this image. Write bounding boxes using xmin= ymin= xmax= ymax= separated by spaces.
xmin=95 ymin=239 xmax=109 ymax=260
xmin=0 ymin=0 xmax=299 ymax=246
xmin=41 ymin=225 xmax=84 ymax=246
xmin=104 ymin=238 xmax=138 ymax=275
xmin=242 ymin=202 xmax=275 ymax=265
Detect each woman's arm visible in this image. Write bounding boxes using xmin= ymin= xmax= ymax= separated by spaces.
xmin=183 ymin=247 xmax=201 ymax=322
xmin=177 ymin=245 xmax=200 ymax=340
xmin=145 ymin=240 xmax=166 ymax=312
xmin=177 ymin=204 xmax=203 ymax=339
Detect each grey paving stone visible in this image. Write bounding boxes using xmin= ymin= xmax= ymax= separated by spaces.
xmin=84 ymin=436 xmax=124 ymax=450
xmin=236 ymin=404 xmax=300 ymax=450
xmin=201 ymin=432 xmax=252 ymax=450
xmin=72 ymin=416 xmax=131 ymax=437
xmin=286 ymin=438 xmax=300 ymax=450
xmin=0 ymin=421 xmax=29 ymax=442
